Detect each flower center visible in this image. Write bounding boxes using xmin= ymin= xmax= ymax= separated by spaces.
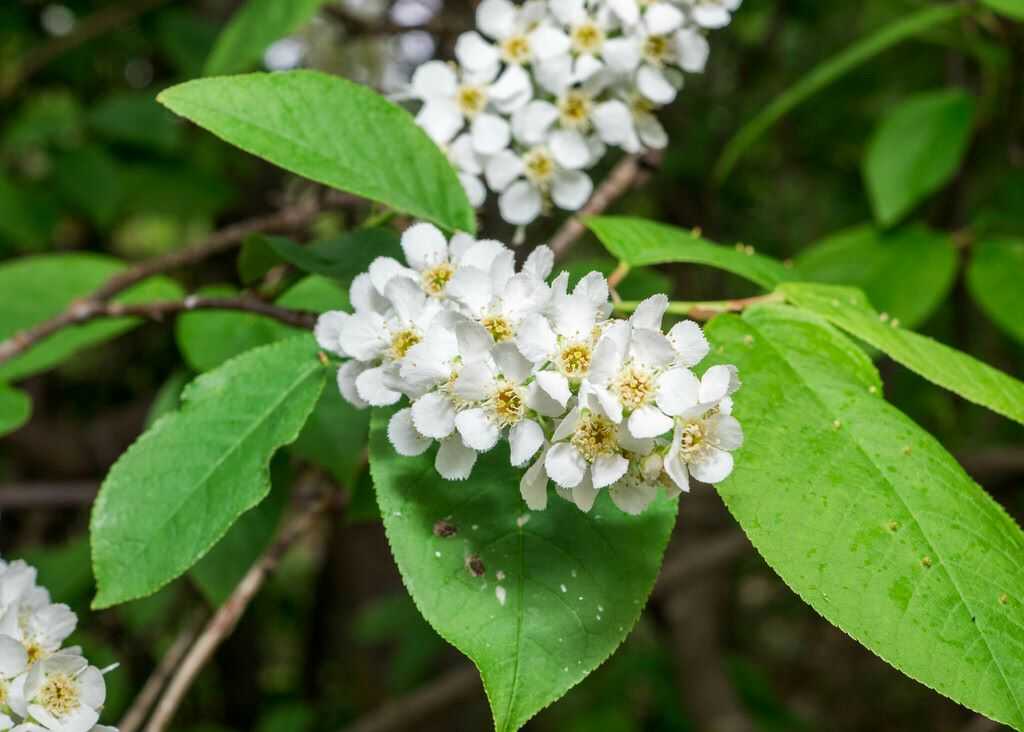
xmin=571 ymin=413 xmax=618 ymax=462
xmin=389 ymin=328 xmax=421 ymax=360
xmin=0 ymin=680 xmax=7 ymax=705
xmin=481 ymin=314 xmax=514 ymax=342
xmin=630 ymin=93 xmax=655 ymax=116
xmin=643 ymin=35 xmax=671 ymax=64
xmin=39 ymin=673 xmax=80 ymax=718
xmin=25 ymin=640 xmax=44 ymax=665
xmin=558 ymin=342 xmax=592 ymax=378
xmin=679 ymin=422 xmax=706 ymax=453
xmin=456 ymin=84 xmax=488 ymax=117
xmin=558 ymin=91 xmax=593 ymax=129
xmin=501 ymin=34 xmax=531 ymax=64
xmin=421 ymin=262 xmax=455 ymax=296
xmin=614 ymin=365 xmax=655 ymax=410
xmin=523 ymin=147 xmax=556 ymax=185
xmin=489 ymin=381 xmax=525 ymax=427
xmin=571 ymin=22 xmax=605 ymax=54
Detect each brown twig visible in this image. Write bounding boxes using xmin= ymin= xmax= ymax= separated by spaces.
xmin=334 ymin=530 xmax=749 ymax=732
xmin=142 ymin=490 xmax=337 ymax=732
xmin=119 ymin=611 xmax=207 ymax=732
xmin=0 ymin=481 xmax=98 ymax=508
xmin=3 ymin=0 xmax=173 ymax=100
xmin=614 ymin=292 xmax=784 ymax=322
xmin=0 ymin=199 xmax=323 ymax=367
xmin=549 ymin=151 xmax=662 ymax=259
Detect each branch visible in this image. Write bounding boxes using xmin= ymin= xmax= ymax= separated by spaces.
xmin=2 ymin=0 xmax=173 ymax=100
xmin=0 ymin=199 xmax=324 ymax=367
xmin=614 ymin=292 xmax=784 ymax=321
xmin=119 ymin=611 xmax=207 ymax=732
xmin=142 ymin=489 xmax=338 ymax=732
xmin=334 ymin=530 xmax=750 ymax=732
xmin=0 ymin=481 xmax=97 ymax=508
xmin=549 ymin=151 xmax=663 ymax=259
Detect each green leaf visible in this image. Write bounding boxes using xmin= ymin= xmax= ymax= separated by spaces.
xmin=369 ymin=412 xmax=678 ymax=732
xmin=864 ymin=90 xmax=976 ymax=227
xmin=0 ymin=254 xmax=183 ymax=383
xmin=190 ymin=457 xmax=290 ymax=605
xmin=967 ymin=238 xmax=1024 ymax=345
xmin=712 ymin=3 xmax=972 ymax=184
xmin=981 ymin=0 xmax=1024 ymax=20
xmin=795 ymin=224 xmax=957 ymax=328
xmin=260 ymin=228 xmax=403 ymax=281
xmin=158 ymin=71 xmax=475 ymax=233
xmin=89 ymin=92 xmax=184 ymax=154
xmin=53 ymin=145 xmax=124 ymax=228
xmin=90 ymin=335 xmax=326 ymax=608
xmin=587 ymin=217 xmax=793 ymax=290
xmin=204 ymin=0 xmax=328 ymax=76
xmin=175 ymin=285 xmax=284 ymax=372
xmin=705 ymin=305 xmax=1024 ymax=730
xmin=781 ymin=282 xmax=1024 ymax=427
xmin=0 ymin=384 xmax=31 ymax=438
xmin=0 ymin=174 xmax=57 ymax=249
xmin=237 ymin=235 xmax=284 ymax=285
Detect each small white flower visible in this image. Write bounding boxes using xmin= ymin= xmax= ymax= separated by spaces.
xmin=684 ymin=0 xmax=742 ymax=29
xmin=0 ymin=635 xmax=29 ymax=712
xmin=486 ymin=139 xmax=594 ymax=225
xmin=0 ymin=601 xmax=76 ymax=668
xmin=411 ymin=60 xmax=532 ymax=155
xmin=11 ymin=652 xmax=106 ymax=732
xmin=663 ymin=383 xmax=744 ymax=492
xmin=608 ymin=454 xmax=662 ymax=515
xmin=462 ymin=0 xmax=570 ymax=72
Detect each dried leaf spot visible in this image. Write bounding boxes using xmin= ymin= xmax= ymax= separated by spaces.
xmin=999 ymin=593 xmax=1009 ymax=606
xmin=465 ymin=554 xmax=486 ymax=577
xmin=433 ymin=519 xmax=457 ymax=538
xmin=921 ymin=556 xmax=933 ymax=569
xmin=886 ymin=520 xmax=900 ymax=533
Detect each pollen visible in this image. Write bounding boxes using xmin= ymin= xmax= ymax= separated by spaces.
xmin=558 ymin=342 xmax=592 ymax=378
xmin=25 ymin=640 xmax=44 ymax=665
xmin=39 ymin=673 xmax=80 ymax=718
xmin=559 ymin=91 xmax=593 ymax=129
xmin=678 ymin=422 xmax=706 ymax=453
xmin=571 ymin=22 xmax=605 ymax=54
xmin=489 ymin=381 xmax=525 ymax=427
xmin=421 ymin=262 xmax=455 ymax=296
xmin=523 ymin=147 xmax=556 ymax=185
xmin=501 ymin=34 xmax=531 ymax=64
xmin=389 ymin=328 xmax=421 ymax=360
xmin=614 ymin=365 xmax=655 ymax=410
xmin=455 ymin=84 xmax=488 ymax=117
xmin=642 ymin=35 xmax=671 ymax=64
xmin=0 ymin=681 xmax=6 ymax=705
xmin=482 ymin=314 xmax=514 ymax=342
xmin=571 ymin=413 xmax=618 ymax=462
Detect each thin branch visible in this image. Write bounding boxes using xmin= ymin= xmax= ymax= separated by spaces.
xmin=143 ymin=490 xmax=337 ymax=732
xmin=3 ymin=0 xmax=173 ymax=100
xmin=0 ymin=199 xmax=324 ymax=367
xmin=0 ymin=481 xmax=98 ymax=508
xmin=334 ymin=530 xmax=749 ymax=732
xmin=119 ymin=611 xmax=207 ymax=732
xmin=549 ymin=151 xmax=663 ymax=259
xmin=614 ymin=292 xmax=784 ymax=321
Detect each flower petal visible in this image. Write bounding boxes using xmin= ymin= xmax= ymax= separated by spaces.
xmin=545 ymin=442 xmax=586 ymax=488
xmin=700 ymin=364 xmax=741 ymax=404
xmin=690 ymin=447 xmax=734 ymax=484
xmin=628 ymin=405 xmax=674 ymax=438
xmin=667 ymin=320 xmax=710 ymax=366
xmin=675 ymin=27 xmax=710 ymax=73
xmin=401 ymin=222 xmax=449 ymax=271
xmin=529 ymin=25 xmax=571 ymax=60
xmin=708 ymin=413 xmax=744 ymax=451
xmin=471 ymin=112 xmax=511 ymax=155
xmin=435 ymin=436 xmax=478 ymax=480
xmin=338 ymin=360 xmax=370 ymax=409
xmin=536 ymin=370 xmax=572 ymax=407
xmin=571 ymin=470 xmax=599 ymax=512
xmin=510 ymin=419 xmax=545 ymax=466
xmin=515 ymin=312 xmax=557 ymax=362
xmin=314 ymin=311 xmax=350 ymax=356
xmin=455 ymin=407 xmax=501 ymax=451
xmin=592 ymin=453 xmax=629 ymax=489
xmin=416 ymin=99 xmax=464 ymax=145
xmin=637 ymin=64 xmax=678 ymax=105
xmin=499 ymin=180 xmax=543 ymax=225
xmin=655 ymin=367 xmax=701 ymax=416
xmin=476 ymin=0 xmax=517 ymax=39
xmin=455 ymin=30 xmax=500 ymax=73
xmin=644 ymin=2 xmax=685 ymax=34
xmin=411 ymin=391 xmax=456 ymax=439
xmin=551 ymin=170 xmax=593 ymax=211
xmin=609 ymin=477 xmax=659 ymax=515
xmin=411 ymin=60 xmax=457 ymax=99
xmin=549 ymin=129 xmax=592 ymax=170
xmin=520 ymin=451 xmax=549 ymax=510
xmin=356 ymin=366 xmax=402 ymax=406
xmin=492 ymin=341 xmax=533 ymax=384
xmin=388 ymin=408 xmax=432 ymax=456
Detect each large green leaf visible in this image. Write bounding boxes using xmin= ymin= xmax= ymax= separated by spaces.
xmin=967 ymin=238 xmax=1024 ymax=345
xmin=864 ymin=89 xmax=976 ymax=227
xmin=158 ymin=72 xmax=476 ymax=233
xmin=204 ymin=0 xmax=329 ymax=76
xmin=89 ymin=92 xmax=184 ymax=154
xmin=795 ymin=224 xmax=957 ymax=327
xmin=175 ymin=285 xmax=285 ymax=372
xmin=0 ymin=174 xmax=57 ymax=249
xmin=369 ymin=411 xmax=678 ymax=732
xmin=982 ymin=0 xmax=1024 ymax=20
xmin=90 ymin=335 xmax=326 ymax=608
xmin=0 ymin=254 xmax=183 ymax=382
xmin=706 ymin=305 xmax=1024 ymax=730
xmin=781 ymin=282 xmax=1024 ymax=427
xmin=587 ymin=216 xmax=793 ymax=290
xmin=0 ymin=384 xmax=31 ymax=438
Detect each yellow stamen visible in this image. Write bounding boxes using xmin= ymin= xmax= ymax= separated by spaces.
xmin=39 ymin=673 xmax=80 ymax=718
xmin=481 ymin=315 xmax=514 ymax=342
xmin=523 ymin=147 xmax=556 ymax=185
xmin=501 ymin=34 xmax=531 ymax=64
xmin=389 ymin=329 xmax=421 ymax=360
xmin=489 ymin=381 xmax=525 ymax=427
xmin=614 ymin=365 xmax=655 ymax=410
xmin=421 ymin=263 xmax=455 ymax=296
xmin=456 ymin=84 xmax=488 ymax=117
xmin=571 ymin=413 xmax=618 ymax=462
xmin=559 ymin=91 xmax=593 ymax=129
xmin=571 ymin=22 xmax=605 ymax=54
xmin=558 ymin=342 xmax=592 ymax=378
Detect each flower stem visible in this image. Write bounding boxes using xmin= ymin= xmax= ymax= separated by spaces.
xmin=613 ymin=292 xmax=785 ymax=321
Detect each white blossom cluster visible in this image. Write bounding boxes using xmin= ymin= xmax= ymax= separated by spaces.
xmin=315 ymin=223 xmax=743 ymax=515
xmin=0 ymin=558 xmax=116 ymax=732
xmin=406 ymin=0 xmax=740 ymax=226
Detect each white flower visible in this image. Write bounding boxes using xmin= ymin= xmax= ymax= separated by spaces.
xmin=485 ymin=137 xmax=594 ymax=225
xmin=515 ymin=272 xmax=610 ymax=406
xmin=544 ymin=401 xmax=655 ymax=511
xmin=663 ymin=377 xmax=744 ymax=492
xmin=446 ymin=133 xmax=489 ymax=207
xmin=0 ymin=563 xmax=37 ymax=619
xmin=0 ymin=601 xmax=76 ymax=668
xmin=10 ymin=653 xmax=106 ymax=732
xmin=520 ymin=445 xmax=551 ymax=510
xmin=411 ymin=60 xmax=532 ymax=155
xmin=0 ymin=635 xmax=28 ymax=712
xmin=684 ymin=0 xmax=742 ymax=29
xmin=608 ymin=452 xmax=663 ymax=514
xmin=452 ymin=342 xmax=564 ymax=464
xmin=459 ymin=0 xmax=570 ymax=73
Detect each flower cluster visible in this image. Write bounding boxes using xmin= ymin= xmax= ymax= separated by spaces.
xmin=0 ymin=558 xmax=117 ymax=732
xmin=316 ymin=223 xmax=743 ymax=515
xmin=407 ymin=0 xmax=741 ymax=226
